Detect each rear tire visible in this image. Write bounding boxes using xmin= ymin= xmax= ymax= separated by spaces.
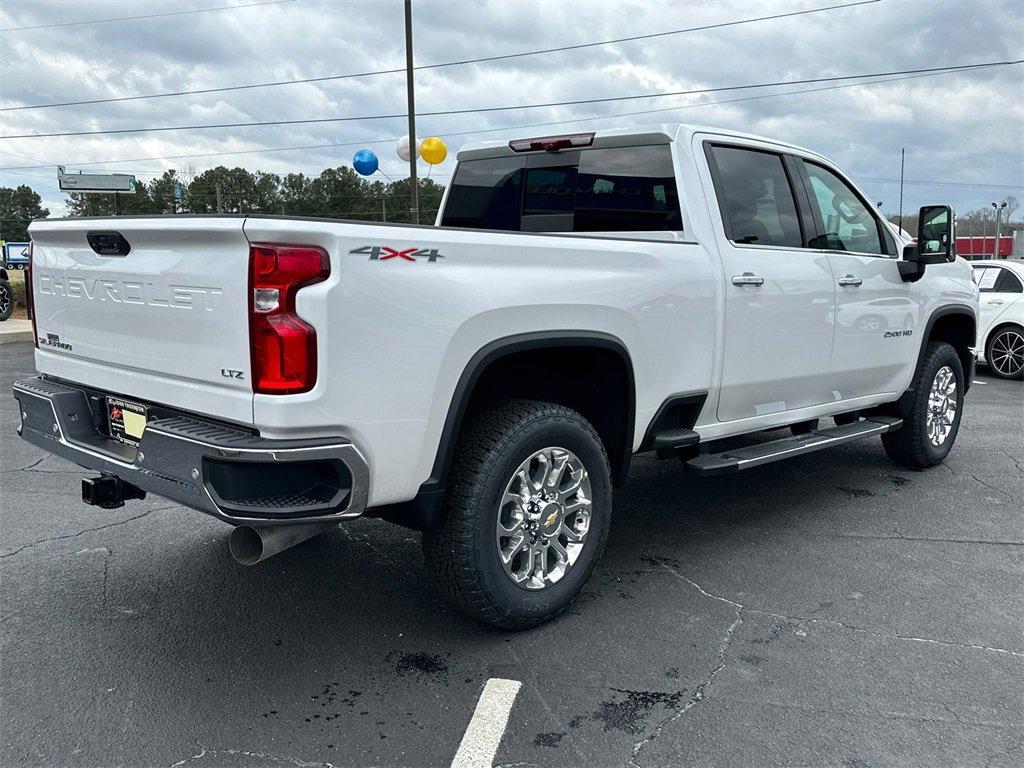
xmin=422 ymin=399 xmax=612 ymax=630
xmin=882 ymin=342 xmax=964 ymax=468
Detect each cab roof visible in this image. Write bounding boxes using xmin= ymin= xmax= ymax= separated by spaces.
xmin=456 ymin=123 xmax=826 ymax=162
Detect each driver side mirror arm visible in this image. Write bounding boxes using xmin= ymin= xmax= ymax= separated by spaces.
xmin=899 ymin=243 xmax=925 ymax=283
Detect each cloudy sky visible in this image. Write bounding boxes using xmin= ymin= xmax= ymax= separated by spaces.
xmin=1 ymin=0 xmax=1021 ymax=218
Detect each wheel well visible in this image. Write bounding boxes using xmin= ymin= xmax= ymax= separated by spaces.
xmin=462 ymin=344 xmax=634 ymax=486
xmin=926 ymin=310 xmax=975 ymax=379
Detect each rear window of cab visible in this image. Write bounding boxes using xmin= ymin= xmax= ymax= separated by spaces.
xmin=441 ymin=145 xmax=683 ymax=233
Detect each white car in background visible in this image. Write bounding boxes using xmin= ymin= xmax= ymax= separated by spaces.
xmin=971 ymin=260 xmax=1024 ymax=380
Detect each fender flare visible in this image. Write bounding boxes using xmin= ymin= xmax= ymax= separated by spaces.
xmin=894 ymin=305 xmax=977 ymax=416
xmin=369 ymin=330 xmax=635 ymax=530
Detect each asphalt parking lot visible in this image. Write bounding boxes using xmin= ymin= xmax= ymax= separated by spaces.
xmin=1 ymin=340 xmax=1021 ymax=768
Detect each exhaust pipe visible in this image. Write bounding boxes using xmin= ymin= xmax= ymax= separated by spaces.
xmin=229 ymin=522 xmax=337 ymax=566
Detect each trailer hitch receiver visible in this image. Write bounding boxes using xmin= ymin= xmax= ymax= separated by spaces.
xmin=82 ymin=474 xmax=147 ymax=509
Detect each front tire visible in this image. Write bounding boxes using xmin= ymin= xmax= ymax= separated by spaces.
xmin=985 ymin=324 xmax=1024 ymax=380
xmin=423 ymin=400 xmax=612 ymax=630
xmin=882 ymin=342 xmax=964 ymax=468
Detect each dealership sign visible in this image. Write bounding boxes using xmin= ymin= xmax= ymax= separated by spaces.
xmin=58 ymin=166 xmax=137 ymax=194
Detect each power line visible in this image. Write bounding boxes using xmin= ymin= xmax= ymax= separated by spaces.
xmin=5 ymin=59 xmax=1021 ymax=141
xmin=0 ymin=0 xmax=880 ymax=112
xmin=0 ymin=66 xmax=1015 ymax=174
xmin=0 ymin=0 xmax=298 ymax=33
xmin=857 ymin=177 xmax=1023 ymax=190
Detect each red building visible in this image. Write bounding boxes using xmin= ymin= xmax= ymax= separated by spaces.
xmin=956 ymin=235 xmax=1015 ymax=259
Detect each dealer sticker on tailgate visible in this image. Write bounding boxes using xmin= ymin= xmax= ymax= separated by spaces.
xmin=107 ymin=397 xmax=148 ymax=445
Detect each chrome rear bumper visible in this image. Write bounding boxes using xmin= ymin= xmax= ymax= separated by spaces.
xmin=13 ymin=376 xmax=369 ymax=525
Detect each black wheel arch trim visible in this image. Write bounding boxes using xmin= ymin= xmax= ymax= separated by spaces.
xmin=893 ymin=305 xmax=977 ymax=417
xmin=368 ymin=330 xmax=636 ymax=531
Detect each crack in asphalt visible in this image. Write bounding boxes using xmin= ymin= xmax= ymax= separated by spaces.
xmin=627 ymin=569 xmax=744 ymax=768
xmin=826 ymin=532 xmax=1024 ymax=546
xmin=5 ymin=456 xmax=47 ymax=472
xmin=772 ymin=700 xmax=1015 ymax=731
xmin=623 ymin=557 xmax=1024 ymax=767
xmin=0 ymin=506 xmax=176 ymax=560
xmin=654 ymin=561 xmax=1024 ymax=658
xmin=969 ymin=474 xmax=1015 ymax=500
xmin=169 ymin=744 xmax=335 ymax=768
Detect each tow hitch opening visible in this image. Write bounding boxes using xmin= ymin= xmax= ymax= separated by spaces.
xmin=82 ymin=474 xmax=147 ymax=509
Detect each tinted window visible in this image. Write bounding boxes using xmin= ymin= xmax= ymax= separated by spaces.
xmin=441 ymin=156 xmax=523 ymax=231
xmin=441 ymin=144 xmax=683 ymax=233
xmin=574 ymin=146 xmax=682 ymax=231
xmin=522 ymin=164 xmax=577 ymax=232
xmin=804 ymin=162 xmax=884 ymax=255
xmin=996 ymin=268 xmax=1023 ymax=293
xmin=709 ymin=146 xmax=802 ymax=248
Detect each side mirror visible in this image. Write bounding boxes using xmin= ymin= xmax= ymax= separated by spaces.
xmin=899 ymin=204 xmax=955 ymax=281
xmin=916 ymin=205 xmax=955 ymax=264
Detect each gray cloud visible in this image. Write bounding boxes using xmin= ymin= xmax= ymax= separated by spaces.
xmin=1 ymin=0 xmax=1021 ymax=216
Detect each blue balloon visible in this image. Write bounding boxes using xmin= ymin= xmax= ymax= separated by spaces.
xmin=353 ymin=149 xmax=379 ymax=176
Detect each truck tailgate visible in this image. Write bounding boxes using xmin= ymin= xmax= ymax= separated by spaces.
xmin=28 ymin=217 xmax=255 ymax=425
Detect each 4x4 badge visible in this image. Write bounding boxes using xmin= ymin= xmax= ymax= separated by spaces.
xmin=350 ymin=245 xmax=445 ymax=263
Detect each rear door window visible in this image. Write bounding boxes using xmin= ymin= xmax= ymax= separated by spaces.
xmin=973 ymin=267 xmax=1000 ymax=292
xmin=707 ymin=145 xmax=803 ymax=248
xmin=995 ymin=268 xmax=1024 ymax=293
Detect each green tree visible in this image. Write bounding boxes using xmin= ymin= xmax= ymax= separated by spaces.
xmin=0 ymin=185 xmax=50 ymax=240
xmin=380 ymin=178 xmax=447 ymax=223
xmin=148 ymin=170 xmax=186 ymax=214
xmin=305 ymin=166 xmax=375 ymax=219
xmin=185 ymin=166 xmax=281 ymax=214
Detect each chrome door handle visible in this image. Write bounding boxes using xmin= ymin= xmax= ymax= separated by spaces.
xmin=987 ymin=299 xmax=1004 ymax=305
xmin=732 ymin=272 xmax=764 ymax=286
xmin=838 ymin=275 xmax=863 ymax=287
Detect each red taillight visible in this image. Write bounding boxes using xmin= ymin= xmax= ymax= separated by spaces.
xmin=508 ymin=132 xmax=595 ymax=153
xmin=26 ymin=241 xmax=37 ymax=348
xmin=248 ymin=243 xmax=330 ymax=395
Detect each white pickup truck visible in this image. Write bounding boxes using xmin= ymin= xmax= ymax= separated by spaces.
xmin=15 ymin=124 xmax=979 ymax=628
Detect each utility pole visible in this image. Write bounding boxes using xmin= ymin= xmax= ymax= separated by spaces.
xmin=991 ymin=201 xmax=1007 ymax=259
xmin=897 ymin=148 xmax=905 ymax=231
xmin=404 ymin=0 xmax=419 ymax=225
xmin=382 ymin=195 xmax=387 ymax=223
xmin=982 ymin=209 xmax=990 ymax=258
xmin=216 ymin=183 xmax=223 ymax=214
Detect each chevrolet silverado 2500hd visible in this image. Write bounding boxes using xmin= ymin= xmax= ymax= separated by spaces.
xmin=14 ymin=124 xmax=979 ymax=629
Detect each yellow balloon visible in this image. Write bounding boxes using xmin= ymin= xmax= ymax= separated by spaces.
xmin=420 ymin=136 xmax=448 ymax=165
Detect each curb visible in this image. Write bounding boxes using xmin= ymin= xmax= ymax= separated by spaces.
xmin=0 ymin=330 xmax=34 ymax=344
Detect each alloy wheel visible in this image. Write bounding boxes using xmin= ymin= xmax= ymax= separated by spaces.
xmin=926 ymin=365 xmax=958 ymax=447
xmin=495 ymin=446 xmax=592 ymax=591
xmin=989 ymin=329 xmax=1024 ymax=378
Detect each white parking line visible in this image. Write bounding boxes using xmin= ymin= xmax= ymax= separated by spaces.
xmin=450 ymin=677 xmax=522 ymax=768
